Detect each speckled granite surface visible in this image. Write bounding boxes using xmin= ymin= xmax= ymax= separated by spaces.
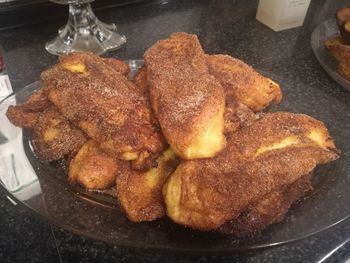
xmin=0 ymin=0 xmax=350 ymax=262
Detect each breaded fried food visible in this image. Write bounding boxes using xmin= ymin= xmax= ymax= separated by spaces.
xmin=163 ymin=112 xmax=339 ymax=231
xmin=218 ymin=174 xmax=312 ymax=236
xmin=6 ymin=106 xmax=40 ymax=128
xmin=325 ymin=36 xmax=350 ymax=80
xmin=206 ymin=55 xmax=282 ymax=112
xmin=32 ymin=107 xmax=87 ymax=162
xmin=224 ymin=96 xmax=256 ymax=136
xmin=116 ymin=149 xmax=179 ymax=222
xmin=133 ymin=66 xmax=148 ymax=95
xmin=325 ymin=36 xmax=350 ymax=64
xmin=336 ymin=7 xmax=350 ymax=44
xmin=58 ymin=53 xmax=130 ymax=76
xmin=338 ymin=62 xmax=350 ymax=80
xmin=133 ymin=66 xmax=256 ymax=137
xmin=6 ymin=87 xmax=51 ymax=128
xmin=102 ymin=58 xmax=130 ymax=76
xmin=144 ymin=32 xmax=226 ymax=159
xmin=69 ymin=140 xmax=120 ymax=189
xmin=41 ymin=53 xmax=166 ymax=170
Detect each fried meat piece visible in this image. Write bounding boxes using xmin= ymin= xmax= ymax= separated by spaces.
xmin=41 ymin=53 xmax=166 ymax=170
xmin=207 ymin=55 xmax=282 ymax=112
xmin=32 ymin=107 xmax=87 ymax=161
xmin=218 ymin=174 xmax=312 ymax=236
xmin=69 ymin=140 xmax=120 ymax=189
xmin=163 ymin=112 xmax=339 ymax=231
xmin=116 ymin=149 xmax=179 ymax=222
xmin=144 ymin=32 xmax=226 ymax=160
xmin=6 ymin=87 xmax=51 ymax=128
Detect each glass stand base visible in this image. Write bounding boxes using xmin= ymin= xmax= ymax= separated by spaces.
xmin=45 ymin=3 xmax=126 ymax=55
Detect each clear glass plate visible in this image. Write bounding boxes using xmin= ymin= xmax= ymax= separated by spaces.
xmin=0 ymin=60 xmax=349 ymax=253
xmin=311 ymin=18 xmax=350 ymax=92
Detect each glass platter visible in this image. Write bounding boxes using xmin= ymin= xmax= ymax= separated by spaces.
xmin=311 ymin=18 xmax=350 ymax=92
xmin=0 ymin=60 xmax=349 ymax=253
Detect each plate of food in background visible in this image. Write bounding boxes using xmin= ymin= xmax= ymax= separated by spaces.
xmin=311 ymin=7 xmax=350 ymax=92
xmin=0 ymin=33 xmax=349 ymax=252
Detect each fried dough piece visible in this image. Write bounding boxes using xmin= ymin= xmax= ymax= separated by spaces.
xmin=116 ymin=149 xmax=179 ymax=222
xmin=163 ymin=112 xmax=339 ymax=231
xmin=6 ymin=106 xmax=39 ymax=128
xmin=41 ymin=53 xmax=166 ymax=170
xmin=325 ymin=36 xmax=350 ymax=80
xmin=336 ymin=7 xmax=350 ymax=44
xmin=32 ymin=107 xmax=87 ymax=162
xmin=6 ymin=87 xmax=51 ymax=128
xmin=18 ymin=87 xmax=51 ymax=112
xmin=206 ymin=55 xmax=282 ymax=112
xmin=338 ymin=62 xmax=350 ymax=80
xmin=69 ymin=140 xmax=120 ymax=189
xmin=133 ymin=64 xmax=256 ymax=137
xmin=224 ymin=96 xmax=257 ymax=136
xmin=218 ymin=174 xmax=312 ymax=236
xmin=102 ymin=58 xmax=130 ymax=76
xmin=144 ymin=32 xmax=226 ymax=159
xmin=6 ymin=89 xmax=87 ymax=161
xmin=325 ymin=36 xmax=350 ymax=65
xmin=58 ymin=53 xmax=130 ymax=76
xmin=133 ymin=66 xmax=148 ymax=95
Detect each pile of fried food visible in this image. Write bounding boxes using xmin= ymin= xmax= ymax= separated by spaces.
xmin=325 ymin=7 xmax=350 ymax=80
xmin=6 ymin=32 xmax=339 ymax=236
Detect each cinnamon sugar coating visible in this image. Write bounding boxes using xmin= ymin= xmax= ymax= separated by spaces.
xmin=163 ymin=112 xmax=339 ymax=231
xmin=41 ymin=53 xmax=166 ymax=169
xmin=218 ymin=174 xmax=313 ymax=236
xmin=144 ymin=32 xmax=226 ymax=159
xmin=207 ymin=54 xmax=282 ymax=112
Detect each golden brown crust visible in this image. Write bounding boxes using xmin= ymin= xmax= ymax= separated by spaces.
xmin=338 ymin=62 xmax=350 ymax=80
xmin=3 ymin=37 xmax=340 ymax=235
xmin=69 ymin=140 xmax=120 ymax=189
xmin=102 ymin=57 xmax=130 ymax=76
xmin=116 ymin=149 xmax=179 ymax=222
xmin=206 ymin=54 xmax=282 ymax=112
xmin=133 ymin=66 xmax=149 ymax=95
xmin=6 ymin=87 xmax=51 ymax=128
xmin=6 ymin=105 xmax=40 ymax=128
xmin=132 ymin=64 xmax=257 ymax=137
xmin=325 ymin=36 xmax=350 ymax=66
xmin=224 ymin=97 xmax=257 ymax=136
xmin=163 ymin=112 xmax=339 ymax=231
xmin=218 ymin=174 xmax=313 ymax=236
xmin=144 ymin=32 xmax=226 ymax=159
xmin=41 ymin=53 xmax=166 ymax=169
xmin=32 ymin=107 xmax=87 ymax=162
xmin=336 ymin=7 xmax=350 ymax=44
xmin=325 ymin=36 xmax=350 ymax=81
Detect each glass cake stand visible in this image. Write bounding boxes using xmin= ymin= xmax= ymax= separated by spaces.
xmin=45 ymin=0 xmax=126 ymax=55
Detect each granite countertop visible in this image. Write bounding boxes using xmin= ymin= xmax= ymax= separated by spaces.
xmin=1 ymin=0 xmax=350 ymax=262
